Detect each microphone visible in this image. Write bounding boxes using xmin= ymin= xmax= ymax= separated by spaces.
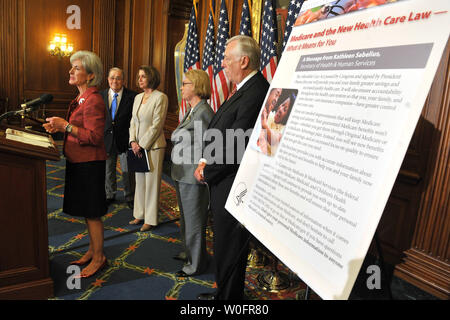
xmin=20 ymin=94 xmax=53 ymax=108
xmin=0 ymin=94 xmax=53 ymax=122
xmin=17 ymin=94 xmax=53 ymax=114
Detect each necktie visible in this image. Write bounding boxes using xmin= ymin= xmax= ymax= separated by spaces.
xmin=111 ymin=93 xmax=118 ymax=120
xmin=227 ymin=87 xmax=237 ymax=101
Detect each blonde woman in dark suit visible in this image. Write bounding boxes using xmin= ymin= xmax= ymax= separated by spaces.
xmin=171 ymin=69 xmax=214 ymax=277
xmin=129 ymin=66 xmax=168 ymax=232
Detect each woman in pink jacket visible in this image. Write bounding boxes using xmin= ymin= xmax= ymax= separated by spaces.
xmin=44 ymin=50 xmax=108 ymax=279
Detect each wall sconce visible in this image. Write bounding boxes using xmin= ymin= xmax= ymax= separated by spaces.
xmin=48 ymin=33 xmax=74 ymax=59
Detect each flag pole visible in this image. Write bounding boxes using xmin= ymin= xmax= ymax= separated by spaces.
xmin=209 ymin=0 xmax=215 ymax=25
xmin=193 ymin=0 xmax=198 ymax=18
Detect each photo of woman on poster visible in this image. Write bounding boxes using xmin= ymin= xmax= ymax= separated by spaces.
xmin=254 ymin=88 xmax=297 ymax=157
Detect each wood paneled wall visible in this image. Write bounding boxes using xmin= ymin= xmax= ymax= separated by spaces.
xmin=1 ymin=0 xmax=116 ymax=118
xmin=0 ymin=0 xmax=448 ymax=299
xmin=0 ymin=0 xmax=21 ymax=112
xmin=393 ymin=43 xmax=450 ymax=299
xmin=0 ymin=0 xmax=253 ymax=126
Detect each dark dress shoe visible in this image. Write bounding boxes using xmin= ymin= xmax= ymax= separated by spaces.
xmin=175 ymin=270 xmax=190 ymax=277
xmin=173 ymin=254 xmax=187 ymax=262
xmin=197 ymin=293 xmax=216 ymax=300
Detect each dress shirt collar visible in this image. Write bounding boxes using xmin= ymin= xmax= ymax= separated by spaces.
xmin=108 ymin=87 xmax=123 ymax=107
xmin=236 ymin=70 xmax=257 ymax=91
xmin=109 ymin=87 xmax=123 ymax=99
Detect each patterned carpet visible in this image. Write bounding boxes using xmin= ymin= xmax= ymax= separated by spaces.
xmin=46 ymin=155 xmax=310 ymax=300
xmin=40 ymin=129 xmax=442 ymax=304
xmin=46 ymin=151 xmax=439 ymax=301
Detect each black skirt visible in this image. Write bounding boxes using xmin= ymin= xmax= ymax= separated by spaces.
xmin=63 ymin=160 xmax=107 ymax=218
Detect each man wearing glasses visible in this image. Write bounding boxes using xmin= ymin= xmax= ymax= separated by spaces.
xmin=101 ymin=67 xmax=137 ymax=208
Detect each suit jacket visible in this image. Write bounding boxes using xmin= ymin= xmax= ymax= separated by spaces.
xmin=203 ymin=71 xmax=268 ymax=300
xmin=129 ymin=90 xmax=168 ymax=151
xmin=171 ymin=100 xmax=214 ymax=184
xmin=101 ymin=87 xmax=137 ymax=154
xmin=203 ymin=71 xmax=269 ymax=186
xmin=64 ymin=86 xmax=108 ymax=163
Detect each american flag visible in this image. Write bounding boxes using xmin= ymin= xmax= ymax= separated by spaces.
xmin=202 ymin=0 xmax=216 ymax=111
xmin=184 ymin=6 xmax=200 ymax=71
xmin=260 ymin=0 xmax=278 ymax=84
xmin=282 ymin=0 xmax=305 ymax=52
xmin=212 ymin=0 xmax=231 ymax=110
xmin=180 ymin=5 xmax=201 ymax=122
xmin=239 ymin=0 xmax=252 ymax=36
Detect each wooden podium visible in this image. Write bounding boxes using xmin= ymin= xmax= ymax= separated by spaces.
xmin=0 ymin=126 xmax=60 ymax=299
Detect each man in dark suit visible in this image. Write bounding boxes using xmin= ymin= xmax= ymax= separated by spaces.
xmin=194 ymin=35 xmax=269 ymax=300
xmin=101 ymin=67 xmax=137 ymax=208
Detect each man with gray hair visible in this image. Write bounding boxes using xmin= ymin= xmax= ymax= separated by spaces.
xmin=195 ymin=35 xmax=269 ymax=300
xmin=101 ymin=67 xmax=137 ymax=208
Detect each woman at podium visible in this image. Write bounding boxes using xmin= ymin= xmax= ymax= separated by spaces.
xmin=43 ymin=50 xmax=108 ymax=278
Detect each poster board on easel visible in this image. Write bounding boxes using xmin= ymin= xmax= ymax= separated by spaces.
xmin=225 ymin=0 xmax=450 ymax=300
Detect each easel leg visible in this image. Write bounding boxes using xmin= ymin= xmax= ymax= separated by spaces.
xmin=304 ymin=285 xmax=311 ymax=300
